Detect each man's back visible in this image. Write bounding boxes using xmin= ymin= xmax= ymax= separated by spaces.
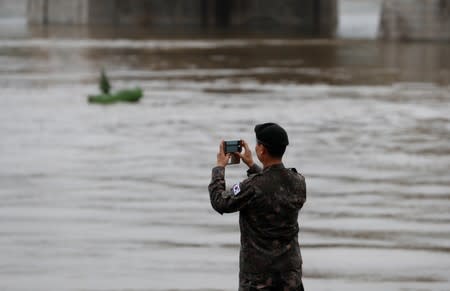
xmin=239 ymin=163 xmax=306 ymax=274
xmin=209 ymin=123 xmax=306 ymax=290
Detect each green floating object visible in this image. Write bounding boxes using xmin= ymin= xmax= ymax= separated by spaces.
xmin=88 ymin=88 xmax=143 ymax=104
xmin=88 ymin=69 xmax=143 ymax=104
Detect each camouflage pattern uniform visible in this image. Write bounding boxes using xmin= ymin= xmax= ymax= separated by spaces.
xmin=209 ymin=163 xmax=306 ymax=291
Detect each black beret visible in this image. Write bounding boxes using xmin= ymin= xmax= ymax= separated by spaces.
xmin=254 ymin=123 xmax=289 ymax=148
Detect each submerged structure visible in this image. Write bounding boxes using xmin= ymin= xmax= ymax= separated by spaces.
xmin=27 ymin=0 xmax=338 ymax=36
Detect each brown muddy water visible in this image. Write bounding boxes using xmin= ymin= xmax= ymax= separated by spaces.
xmin=0 ymin=22 xmax=449 ymax=291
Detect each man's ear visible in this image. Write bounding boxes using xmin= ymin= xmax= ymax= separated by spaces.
xmin=260 ymin=144 xmax=267 ymax=156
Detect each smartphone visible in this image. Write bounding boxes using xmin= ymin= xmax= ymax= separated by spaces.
xmin=224 ymin=140 xmax=242 ymax=165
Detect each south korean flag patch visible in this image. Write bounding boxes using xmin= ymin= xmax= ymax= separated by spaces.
xmin=232 ymin=183 xmax=241 ymax=196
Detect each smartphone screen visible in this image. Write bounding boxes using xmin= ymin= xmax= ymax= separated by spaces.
xmin=224 ymin=140 xmax=242 ymax=153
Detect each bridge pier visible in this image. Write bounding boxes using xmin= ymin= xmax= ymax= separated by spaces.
xmin=27 ymin=0 xmax=337 ymax=36
xmin=379 ymin=0 xmax=450 ymax=41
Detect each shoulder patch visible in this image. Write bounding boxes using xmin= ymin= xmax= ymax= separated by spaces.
xmin=232 ymin=184 xmax=241 ymax=196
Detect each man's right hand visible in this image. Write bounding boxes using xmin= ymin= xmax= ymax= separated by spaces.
xmin=239 ymin=140 xmax=254 ymax=168
xmin=216 ymin=140 xmax=231 ymax=168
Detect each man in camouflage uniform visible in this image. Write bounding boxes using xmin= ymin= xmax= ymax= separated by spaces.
xmin=208 ymin=123 xmax=307 ymax=291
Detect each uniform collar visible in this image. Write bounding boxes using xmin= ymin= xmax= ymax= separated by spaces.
xmin=263 ymin=163 xmax=285 ymax=172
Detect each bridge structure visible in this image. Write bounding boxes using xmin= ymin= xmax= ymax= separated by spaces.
xmin=26 ymin=0 xmax=450 ymax=40
xmin=27 ymin=0 xmax=338 ymax=36
xmin=379 ymin=0 xmax=450 ymax=41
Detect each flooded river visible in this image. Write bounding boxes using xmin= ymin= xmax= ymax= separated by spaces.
xmin=0 ymin=21 xmax=450 ymax=291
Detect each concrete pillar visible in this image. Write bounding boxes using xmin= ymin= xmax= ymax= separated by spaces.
xmin=317 ymin=0 xmax=338 ymax=36
xmin=47 ymin=0 xmax=89 ymax=24
xmin=379 ymin=0 xmax=450 ymax=41
xmin=27 ymin=0 xmax=46 ymax=24
xmin=28 ymin=0 xmax=89 ymax=24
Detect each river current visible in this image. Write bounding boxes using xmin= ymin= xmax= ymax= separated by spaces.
xmin=0 ymin=22 xmax=449 ymax=291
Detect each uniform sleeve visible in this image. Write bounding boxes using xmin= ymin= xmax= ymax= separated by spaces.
xmin=208 ymin=166 xmax=256 ymax=215
xmin=246 ymin=164 xmax=262 ymax=176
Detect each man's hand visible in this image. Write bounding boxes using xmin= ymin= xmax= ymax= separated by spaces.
xmin=239 ymin=140 xmax=254 ymax=168
xmin=216 ymin=140 xmax=231 ymax=167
